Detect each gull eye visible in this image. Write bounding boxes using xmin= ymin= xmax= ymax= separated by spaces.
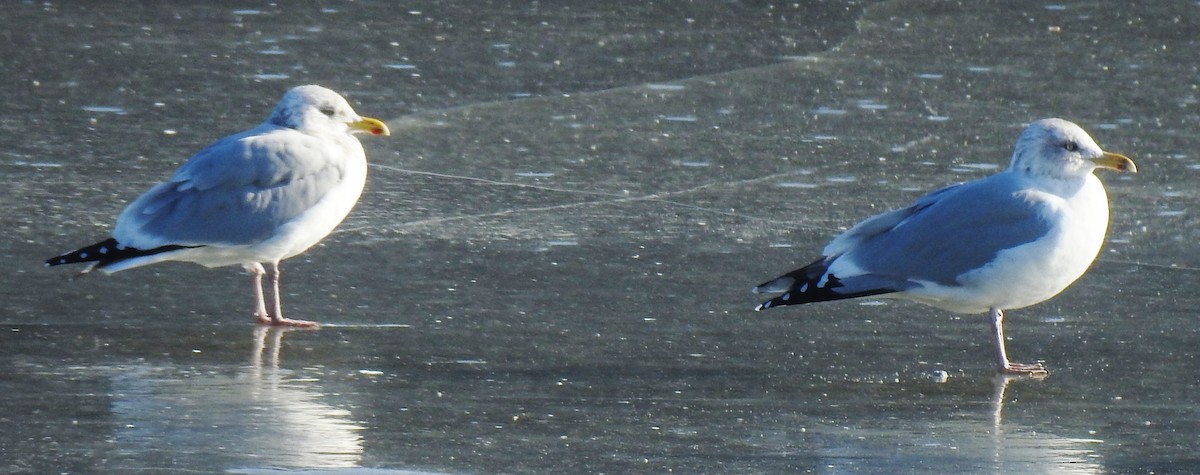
xmin=1063 ymin=141 xmax=1078 ymax=152
xmin=318 ymin=107 xmax=336 ymax=117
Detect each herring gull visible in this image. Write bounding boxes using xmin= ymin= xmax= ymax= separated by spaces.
xmin=753 ymin=118 xmax=1136 ymax=375
xmin=46 ymin=85 xmax=390 ymax=327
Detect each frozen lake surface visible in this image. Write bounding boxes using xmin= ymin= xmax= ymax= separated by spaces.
xmin=4 ymin=0 xmax=1200 ymax=473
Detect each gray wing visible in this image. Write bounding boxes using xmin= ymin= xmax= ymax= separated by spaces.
xmin=832 ymin=174 xmax=1052 ymax=286
xmin=112 ymin=125 xmax=346 ymax=248
xmin=823 ymin=183 xmax=960 ymax=257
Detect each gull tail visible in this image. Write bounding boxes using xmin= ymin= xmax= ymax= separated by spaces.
xmin=45 ymin=238 xmax=196 ymax=273
xmin=753 ymin=257 xmax=899 ymax=311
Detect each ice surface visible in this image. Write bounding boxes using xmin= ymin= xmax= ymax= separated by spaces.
xmin=3 ymin=0 xmax=1199 ymax=473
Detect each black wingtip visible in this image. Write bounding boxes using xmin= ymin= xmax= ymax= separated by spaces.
xmin=752 ymin=269 xmax=900 ymax=310
xmin=755 ymin=293 xmax=795 ymax=311
xmin=46 ymin=238 xmax=198 ymax=269
xmin=46 ymin=238 xmax=122 ymax=267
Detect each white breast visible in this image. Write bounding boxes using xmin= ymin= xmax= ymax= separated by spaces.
xmin=906 ymin=175 xmax=1110 ymax=313
xmin=252 ymin=137 xmax=368 ymax=262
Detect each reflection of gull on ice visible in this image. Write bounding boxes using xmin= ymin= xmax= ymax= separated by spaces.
xmin=749 ymin=376 xmax=1103 ymax=474
xmin=229 ymin=469 xmax=454 ymax=475
xmin=109 ymin=327 xmax=365 ymax=470
xmin=868 ymin=376 xmax=1099 ymax=472
xmin=979 ymin=375 xmax=1105 ymax=475
xmin=816 ymin=428 xmax=1104 ymax=474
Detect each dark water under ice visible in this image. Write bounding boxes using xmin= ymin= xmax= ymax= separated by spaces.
xmin=4 ymin=1 xmax=1200 ymax=473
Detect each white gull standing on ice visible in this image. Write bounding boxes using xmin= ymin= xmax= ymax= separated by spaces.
xmin=753 ymin=118 xmax=1136 ymax=375
xmin=47 ymin=85 xmax=391 ymax=327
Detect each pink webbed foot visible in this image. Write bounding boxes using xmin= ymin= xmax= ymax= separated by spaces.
xmin=254 ymin=313 xmax=320 ymax=328
xmin=248 ymin=262 xmax=319 ymax=328
xmin=998 ymin=361 xmax=1049 ymax=377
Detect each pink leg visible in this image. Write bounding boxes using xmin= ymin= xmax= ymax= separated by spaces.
xmin=245 ymin=263 xmax=272 ymax=325
xmin=990 ymin=308 xmax=1047 ymax=376
xmin=263 ymin=262 xmax=319 ymax=328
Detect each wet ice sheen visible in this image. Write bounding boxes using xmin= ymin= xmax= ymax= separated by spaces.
xmin=645 ymin=83 xmax=686 ymax=91
xmin=6 ymin=0 xmax=1199 ymax=473
xmin=81 ymin=105 xmax=127 ymax=114
xmin=660 ymin=114 xmax=699 ymax=122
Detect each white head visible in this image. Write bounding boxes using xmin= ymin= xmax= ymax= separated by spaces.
xmin=267 ymin=85 xmax=390 ymax=137
xmin=1007 ymin=118 xmax=1135 ymax=180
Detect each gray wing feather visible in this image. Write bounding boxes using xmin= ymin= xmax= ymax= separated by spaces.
xmin=823 ymin=183 xmax=959 ymax=257
xmin=113 ymin=126 xmax=345 ymax=248
xmin=831 ymin=174 xmax=1052 ymax=286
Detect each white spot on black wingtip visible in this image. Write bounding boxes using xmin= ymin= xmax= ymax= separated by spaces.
xmin=98 ymin=246 xmax=108 ymax=254
xmin=79 ymin=252 xmax=88 ymax=259
xmin=781 ymin=292 xmax=790 ymax=301
xmin=755 ymin=302 xmax=769 ymax=311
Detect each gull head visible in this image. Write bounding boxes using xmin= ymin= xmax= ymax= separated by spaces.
xmin=1008 ymin=118 xmax=1135 ymax=180
xmin=268 ymin=85 xmax=390 ymax=137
